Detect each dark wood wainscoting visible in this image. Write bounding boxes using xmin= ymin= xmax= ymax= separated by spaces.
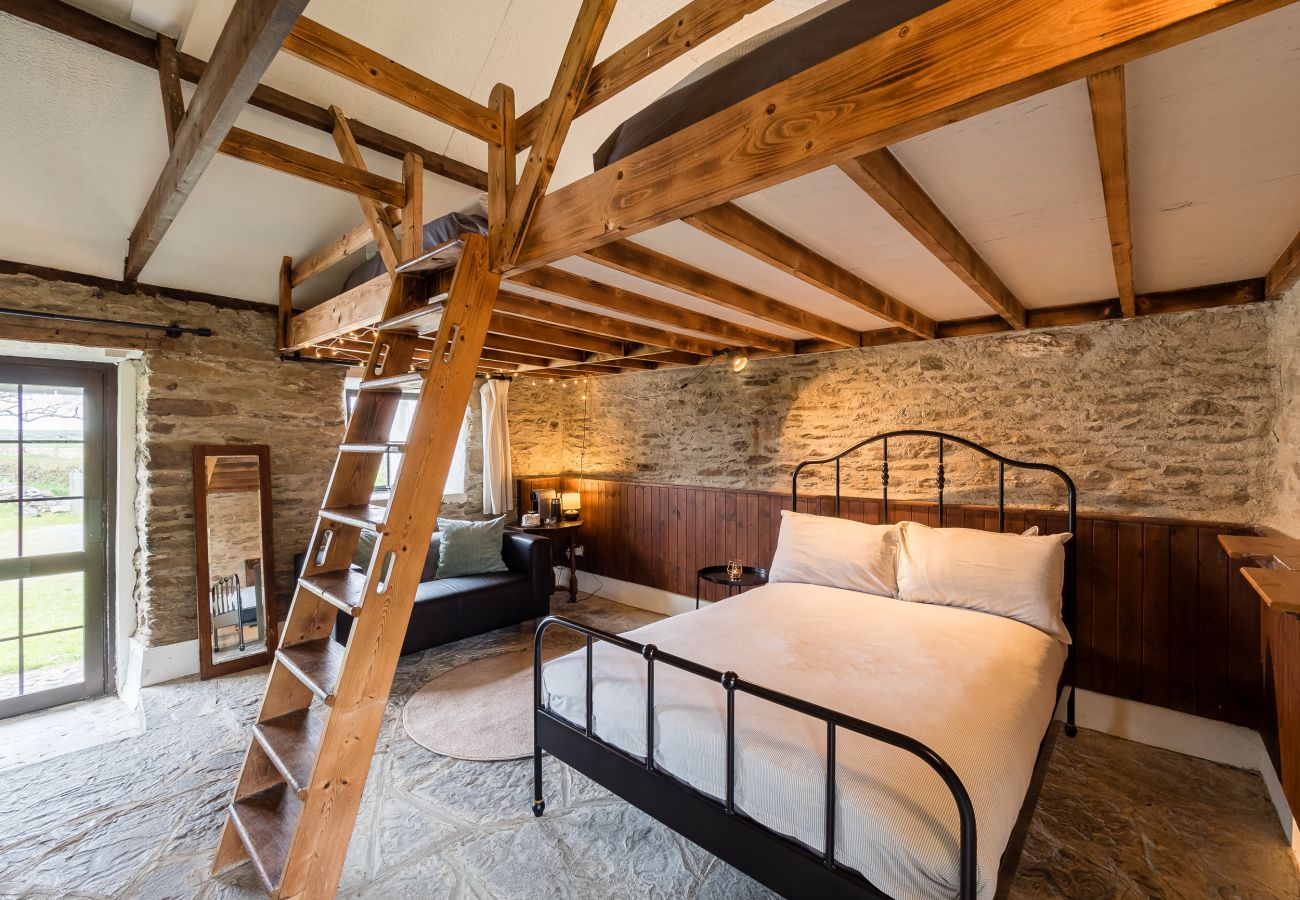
xmin=1262 ymin=605 xmax=1300 ymax=817
xmin=518 ymin=476 xmax=1261 ymax=730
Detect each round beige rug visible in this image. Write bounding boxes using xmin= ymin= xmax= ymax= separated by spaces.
xmin=402 ymin=643 xmax=575 ymax=761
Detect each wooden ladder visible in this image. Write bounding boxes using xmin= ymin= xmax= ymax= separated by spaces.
xmin=211 ymin=233 xmax=499 ymax=899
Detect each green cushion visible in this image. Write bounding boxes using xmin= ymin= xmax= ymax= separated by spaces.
xmin=435 ymin=516 xmax=508 ymax=579
xmin=353 ymin=529 xmax=379 ymax=571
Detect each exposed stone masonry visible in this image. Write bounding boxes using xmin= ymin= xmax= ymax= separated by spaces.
xmin=510 ymin=303 xmax=1284 ymax=523
xmin=1269 ymin=287 xmax=1300 ymax=537
xmin=0 ymin=273 xmax=345 ymax=646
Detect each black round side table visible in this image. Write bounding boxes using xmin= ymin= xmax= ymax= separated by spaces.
xmin=696 ymin=565 xmax=769 ymax=609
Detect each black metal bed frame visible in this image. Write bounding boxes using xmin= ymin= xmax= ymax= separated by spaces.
xmin=531 ymin=430 xmax=1078 ymax=900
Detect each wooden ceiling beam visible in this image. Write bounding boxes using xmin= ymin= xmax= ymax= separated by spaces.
xmin=2 ymin=1 xmax=488 ymax=191
xmin=488 ymin=311 xmax=626 ymax=357
xmin=583 ymin=241 xmax=861 ymax=346
xmin=513 ymin=0 xmax=1289 ymax=270
xmin=483 ymin=333 xmax=588 ymax=362
xmin=1266 ymin=228 xmax=1300 ymax=301
xmin=281 ymin=17 xmax=501 ymax=144
xmin=509 ymin=265 xmax=793 ymax=352
xmin=503 ymin=0 xmax=617 ymax=264
xmin=494 ymin=290 xmax=720 ymax=357
xmin=218 ymin=126 xmax=406 ymax=206
xmin=481 ymin=348 xmax=556 ymax=368
xmin=290 ymin=208 xmax=402 ymax=286
xmin=684 ymin=203 xmax=936 ymax=338
xmin=514 ymin=0 xmax=777 ymax=149
xmin=1087 ymin=66 xmax=1137 ymax=317
xmin=124 ymin=0 xmax=308 ymax=280
xmin=156 ymin=34 xmax=185 ymax=147
xmin=330 ymin=107 xmax=401 ymax=274
xmin=839 ymin=150 xmax=1028 ymax=329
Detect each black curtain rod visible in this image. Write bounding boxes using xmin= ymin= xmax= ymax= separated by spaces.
xmin=0 ymin=305 xmax=212 ymax=338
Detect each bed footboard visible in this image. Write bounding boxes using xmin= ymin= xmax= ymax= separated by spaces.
xmin=531 ymin=615 xmax=979 ymax=900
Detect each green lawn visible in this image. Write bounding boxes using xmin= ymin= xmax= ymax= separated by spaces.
xmin=0 ymin=514 xmax=85 ymax=678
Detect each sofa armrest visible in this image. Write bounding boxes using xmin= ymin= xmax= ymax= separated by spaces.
xmin=503 ymin=532 xmax=552 ymax=614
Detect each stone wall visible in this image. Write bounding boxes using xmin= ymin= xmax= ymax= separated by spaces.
xmin=0 ymin=271 xmax=345 ymax=647
xmin=1269 ymin=286 xmax=1300 ymax=537
xmin=510 ymin=303 xmax=1283 ymax=524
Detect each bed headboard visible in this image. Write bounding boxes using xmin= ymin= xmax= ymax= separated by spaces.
xmin=791 ymin=429 xmax=1078 ymax=675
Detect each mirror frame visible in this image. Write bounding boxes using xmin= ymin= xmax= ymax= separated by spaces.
xmin=192 ymin=443 xmax=278 ymax=679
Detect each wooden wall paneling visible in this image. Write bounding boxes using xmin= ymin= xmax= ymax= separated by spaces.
xmin=1140 ymin=523 xmax=1171 ymax=709
xmin=1262 ymin=606 xmax=1300 ymax=815
xmin=1090 ymin=521 xmax=1119 ymax=697
xmin=1227 ymin=554 xmax=1262 ymax=727
xmin=1196 ymin=527 xmax=1230 ymax=721
xmin=1073 ymin=516 xmax=1095 ymax=692
xmin=1168 ymin=524 xmax=1201 ymax=715
xmin=1116 ymin=521 xmax=1144 ymax=701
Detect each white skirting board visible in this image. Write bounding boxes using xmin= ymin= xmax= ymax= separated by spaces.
xmin=570 ymin=568 xmax=1300 ymax=864
xmin=118 ymin=637 xmax=200 ymax=709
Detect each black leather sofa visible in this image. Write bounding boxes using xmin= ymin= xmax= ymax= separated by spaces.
xmin=302 ymin=531 xmax=552 ymax=656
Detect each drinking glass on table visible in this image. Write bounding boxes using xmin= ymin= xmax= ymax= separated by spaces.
xmin=726 ymin=559 xmax=743 ymax=581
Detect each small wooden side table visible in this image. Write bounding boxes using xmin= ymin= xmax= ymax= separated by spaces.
xmin=508 ymin=518 xmax=583 ymax=603
xmin=696 ymin=565 xmax=769 ymax=609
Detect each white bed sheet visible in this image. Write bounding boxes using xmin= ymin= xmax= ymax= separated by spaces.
xmin=541 ymin=582 xmax=1066 ymax=900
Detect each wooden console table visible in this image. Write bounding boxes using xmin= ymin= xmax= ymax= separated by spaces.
xmin=1218 ymin=534 xmax=1300 ymax=617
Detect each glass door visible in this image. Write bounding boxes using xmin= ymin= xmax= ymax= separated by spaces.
xmin=0 ymin=359 xmax=111 ymax=719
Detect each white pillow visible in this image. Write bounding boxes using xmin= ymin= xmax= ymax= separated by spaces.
xmin=896 ymin=522 xmax=1072 ymax=642
xmin=768 ymin=511 xmax=900 ymax=597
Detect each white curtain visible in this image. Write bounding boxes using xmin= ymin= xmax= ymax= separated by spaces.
xmin=480 ymin=378 xmax=513 ymax=516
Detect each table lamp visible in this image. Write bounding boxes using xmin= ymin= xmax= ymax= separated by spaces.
xmin=561 ymin=491 xmax=581 ymax=521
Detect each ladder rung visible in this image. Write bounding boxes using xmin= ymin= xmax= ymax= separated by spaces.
xmin=376 ymin=299 xmax=447 ymax=334
xmin=358 ymin=371 xmax=425 ymax=391
xmin=393 ymin=236 xmax=466 ymax=275
xmin=339 ymin=441 xmax=406 ymax=454
xmin=319 ymin=504 xmax=387 ymax=531
xmin=252 ymin=709 xmax=325 ymax=800
xmin=298 ymin=570 xmax=368 ymax=616
xmin=276 ymin=639 xmax=345 ymax=705
xmin=229 ymin=783 xmax=300 ymax=892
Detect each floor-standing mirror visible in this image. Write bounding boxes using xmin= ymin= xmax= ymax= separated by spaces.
xmin=192 ymin=444 xmax=277 ymax=679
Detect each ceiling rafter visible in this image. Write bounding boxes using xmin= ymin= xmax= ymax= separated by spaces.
xmin=1266 ymin=226 xmax=1300 ymax=301
xmin=582 ymin=240 xmax=861 ymax=347
xmin=683 ymin=203 xmax=937 ymax=338
xmin=838 ymin=150 xmax=1028 ymax=329
xmin=124 ymin=0 xmax=309 ymax=280
xmin=281 ymin=16 xmax=501 ymax=144
xmin=509 ymin=265 xmax=793 ymax=352
xmin=495 ymin=290 xmax=720 ymax=357
xmin=513 ymin=0 xmax=1290 ymax=270
xmin=1087 ymin=66 xmax=1137 ymax=317
xmin=219 ymin=126 xmax=407 ymax=206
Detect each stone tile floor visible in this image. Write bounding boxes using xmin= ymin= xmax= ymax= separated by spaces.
xmin=0 ymin=594 xmax=1296 ymax=899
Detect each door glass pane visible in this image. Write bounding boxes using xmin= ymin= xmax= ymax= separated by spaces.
xmin=0 ymin=503 xmax=14 ymax=559
xmin=0 ymin=384 xmax=16 ymax=441
xmin=22 ymin=628 xmax=84 ymax=693
xmin=0 ymin=638 xmax=17 ymax=700
xmin=0 ymin=580 xmax=16 ymax=640
xmin=0 ymin=442 xmax=15 ymax=501
xmin=23 ymin=572 xmax=83 ymax=634
xmin=20 ymin=500 xmax=83 ymax=554
xmin=20 ymin=384 xmax=83 ymax=441
xmin=22 ymin=442 xmax=85 ymax=499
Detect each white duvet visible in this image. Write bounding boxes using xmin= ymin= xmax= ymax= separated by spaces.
xmin=541 ymin=582 xmax=1066 ymax=900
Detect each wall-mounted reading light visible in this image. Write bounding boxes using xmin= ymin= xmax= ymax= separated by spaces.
xmin=717 ymin=347 xmax=748 ymax=373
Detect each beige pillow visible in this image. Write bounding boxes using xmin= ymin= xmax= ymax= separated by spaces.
xmin=769 ymin=511 xmax=900 ymax=597
xmin=896 ymin=522 xmax=1072 ymax=642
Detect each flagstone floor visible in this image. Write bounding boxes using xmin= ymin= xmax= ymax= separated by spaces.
xmin=0 ymin=594 xmax=1295 ymax=899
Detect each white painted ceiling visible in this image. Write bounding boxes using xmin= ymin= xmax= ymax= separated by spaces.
xmin=1 ymin=0 xmax=1299 ymax=344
